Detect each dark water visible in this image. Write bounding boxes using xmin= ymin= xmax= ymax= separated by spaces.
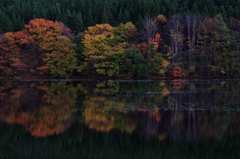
xmin=1 ymin=79 xmax=240 ymax=159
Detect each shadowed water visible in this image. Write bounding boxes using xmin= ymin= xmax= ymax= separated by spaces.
xmin=0 ymin=79 xmax=240 ymax=158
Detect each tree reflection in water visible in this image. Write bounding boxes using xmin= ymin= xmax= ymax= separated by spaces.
xmin=1 ymin=80 xmax=240 ymax=158
xmin=0 ymin=80 xmax=240 ymax=140
xmin=0 ymin=81 xmax=81 ymax=137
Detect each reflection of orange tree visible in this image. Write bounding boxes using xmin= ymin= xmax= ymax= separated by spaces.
xmin=27 ymin=82 xmax=80 ymax=137
xmin=26 ymin=105 xmax=73 ymax=137
xmin=0 ymin=82 xmax=40 ymax=125
xmin=0 ymin=82 xmax=79 ymax=137
xmin=149 ymin=107 xmax=161 ymax=123
xmin=172 ymin=79 xmax=185 ymax=89
xmin=136 ymin=107 xmax=164 ymax=139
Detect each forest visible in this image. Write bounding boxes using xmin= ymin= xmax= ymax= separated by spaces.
xmin=1 ymin=0 xmax=240 ymax=78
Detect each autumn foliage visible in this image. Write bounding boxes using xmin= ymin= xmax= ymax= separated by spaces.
xmin=2 ymin=13 xmax=238 ymax=79
xmin=82 ymin=22 xmax=137 ymax=76
xmin=172 ymin=67 xmax=185 ymax=77
xmin=136 ymin=33 xmax=162 ymax=56
xmin=0 ymin=18 xmax=77 ymax=78
xmin=0 ymin=82 xmax=77 ymax=137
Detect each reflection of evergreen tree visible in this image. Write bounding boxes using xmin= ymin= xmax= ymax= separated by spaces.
xmin=1 ymin=118 xmax=240 ymax=159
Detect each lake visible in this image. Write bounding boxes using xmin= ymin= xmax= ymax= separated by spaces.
xmin=0 ymin=79 xmax=240 ymax=158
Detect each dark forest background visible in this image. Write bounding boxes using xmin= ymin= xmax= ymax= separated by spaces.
xmin=1 ymin=0 xmax=240 ymax=33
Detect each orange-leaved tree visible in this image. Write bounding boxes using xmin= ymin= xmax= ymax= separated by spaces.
xmin=0 ymin=32 xmax=20 ymax=76
xmin=23 ymin=19 xmax=77 ymax=77
xmin=135 ymin=33 xmax=166 ymax=75
xmin=0 ymin=18 xmax=77 ymax=77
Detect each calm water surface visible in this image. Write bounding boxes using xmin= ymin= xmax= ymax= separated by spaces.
xmin=0 ymin=79 xmax=240 ymax=158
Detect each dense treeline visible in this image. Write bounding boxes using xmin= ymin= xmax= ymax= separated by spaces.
xmin=1 ymin=14 xmax=240 ymax=78
xmin=1 ymin=0 xmax=240 ymax=33
xmin=1 ymin=0 xmax=240 ymax=78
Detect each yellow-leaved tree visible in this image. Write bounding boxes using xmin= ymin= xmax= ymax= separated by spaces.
xmin=82 ymin=22 xmax=136 ymax=76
